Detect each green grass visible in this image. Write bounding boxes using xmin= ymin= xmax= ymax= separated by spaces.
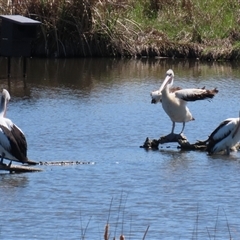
xmin=1 ymin=0 xmax=240 ymax=59
xmin=129 ymin=0 xmax=240 ymax=42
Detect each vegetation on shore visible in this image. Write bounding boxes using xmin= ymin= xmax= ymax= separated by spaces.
xmin=2 ymin=0 xmax=240 ymax=59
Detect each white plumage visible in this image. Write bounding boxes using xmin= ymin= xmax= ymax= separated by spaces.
xmin=151 ymin=69 xmax=218 ymax=134
xmin=0 ymin=89 xmax=29 ymax=165
xmin=206 ymin=117 xmax=240 ymax=155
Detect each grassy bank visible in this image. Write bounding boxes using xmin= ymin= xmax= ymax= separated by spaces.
xmin=2 ymin=0 xmax=240 ymax=59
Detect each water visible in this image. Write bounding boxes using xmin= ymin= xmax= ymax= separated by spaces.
xmin=0 ymin=58 xmax=240 ymax=239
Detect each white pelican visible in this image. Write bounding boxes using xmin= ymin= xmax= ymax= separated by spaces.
xmin=151 ymin=69 xmax=218 ymax=135
xmin=206 ymin=117 xmax=240 ymax=155
xmin=0 ymin=89 xmax=30 ymax=166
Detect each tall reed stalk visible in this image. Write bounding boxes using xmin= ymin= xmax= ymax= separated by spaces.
xmin=0 ymin=0 xmax=239 ymax=59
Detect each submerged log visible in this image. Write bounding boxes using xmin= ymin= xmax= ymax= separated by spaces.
xmin=141 ymin=131 xmax=240 ymax=154
xmin=141 ymin=133 xmax=208 ymax=151
xmin=39 ymin=161 xmax=95 ymax=166
xmin=159 ymin=133 xmax=187 ymax=144
xmin=178 ymin=139 xmax=208 ymax=151
xmin=0 ymin=162 xmax=42 ymax=173
xmin=140 ymin=133 xmax=188 ymax=150
xmin=140 ymin=137 xmax=160 ymax=150
xmin=0 ymin=161 xmax=95 ymax=173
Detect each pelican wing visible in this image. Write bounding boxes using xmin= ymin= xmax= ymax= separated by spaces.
xmin=0 ymin=126 xmax=12 ymax=151
xmin=151 ymin=86 xmax=182 ymax=104
xmin=151 ymin=89 xmax=162 ymax=104
xmin=175 ymin=88 xmax=218 ymax=102
xmin=11 ymin=124 xmax=28 ymax=157
xmin=209 ymin=118 xmax=238 ymax=141
xmin=207 ymin=118 xmax=239 ymax=154
xmin=0 ymin=124 xmax=27 ymax=162
xmin=170 ymin=87 xmax=182 ymax=92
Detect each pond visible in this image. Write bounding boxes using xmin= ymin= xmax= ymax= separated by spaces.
xmin=0 ymin=57 xmax=240 ymax=240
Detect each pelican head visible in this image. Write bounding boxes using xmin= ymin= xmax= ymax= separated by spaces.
xmin=0 ymin=89 xmax=10 ymax=117
xmin=150 ymin=69 xmax=174 ymax=104
xmin=159 ymin=69 xmax=174 ymax=92
xmin=2 ymin=89 xmax=10 ymax=102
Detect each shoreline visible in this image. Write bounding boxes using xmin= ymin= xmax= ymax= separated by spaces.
xmin=3 ymin=0 xmax=239 ymax=61
xmin=31 ymin=39 xmax=240 ymax=61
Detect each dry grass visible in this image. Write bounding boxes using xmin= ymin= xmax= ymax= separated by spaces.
xmin=0 ymin=0 xmax=240 ymax=59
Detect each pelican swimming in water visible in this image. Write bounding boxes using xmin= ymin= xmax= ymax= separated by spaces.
xmin=151 ymin=69 xmax=219 ymax=135
xmin=0 ymin=89 xmax=31 ymax=166
xmin=205 ymin=116 xmax=240 ymax=155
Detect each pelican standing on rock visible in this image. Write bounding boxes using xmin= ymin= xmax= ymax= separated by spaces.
xmin=0 ymin=89 xmax=31 ymax=166
xmin=151 ymin=69 xmax=219 ymax=135
xmin=205 ymin=116 xmax=240 ymax=155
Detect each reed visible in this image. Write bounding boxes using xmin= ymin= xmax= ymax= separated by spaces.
xmin=4 ymin=0 xmax=140 ymax=57
xmin=0 ymin=0 xmax=240 ymax=59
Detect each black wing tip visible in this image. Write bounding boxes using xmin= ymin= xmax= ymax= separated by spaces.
xmin=206 ymin=142 xmax=214 ymax=155
xmin=204 ymin=87 xmax=219 ymax=99
xmin=25 ymin=159 xmax=39 ymax=165
xmin=212 ymin=87 xmax=219 ymax=94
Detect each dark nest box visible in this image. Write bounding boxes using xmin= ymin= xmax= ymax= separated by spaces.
xmin=0 ymin=15 xmax=41 ymax=77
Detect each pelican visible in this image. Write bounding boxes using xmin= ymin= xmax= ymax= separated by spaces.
xmin=205 ymin=116 xmax=240 ymax=155
xmin=0 ymin=89 xmax=31 ymax=166
xmin=151 ymin=69 xmax=218 ymax=135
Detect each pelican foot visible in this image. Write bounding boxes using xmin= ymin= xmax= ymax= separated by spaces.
xmin=178 ymin=133 xmax=187 ymax=139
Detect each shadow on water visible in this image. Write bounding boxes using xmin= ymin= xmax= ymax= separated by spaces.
xmin=208 ymin=151 xmax=240 ymax=162
xmin=0 ymin=174 xmax=29 ymax=188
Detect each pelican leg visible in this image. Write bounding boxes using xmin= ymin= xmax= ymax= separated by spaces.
xmin=0 ymin=153 xmax=5 ymax=164
xmin=226 ymin=146 xmax=230 ymax=155
xmin=180 ymin=122 xmax=185 ymax=134
xmin=171 ymin=121 xmax=175 ymax=134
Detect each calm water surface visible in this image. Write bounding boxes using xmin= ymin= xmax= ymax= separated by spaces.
xmin=0 ymin=58 xmax=240 ymax=239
